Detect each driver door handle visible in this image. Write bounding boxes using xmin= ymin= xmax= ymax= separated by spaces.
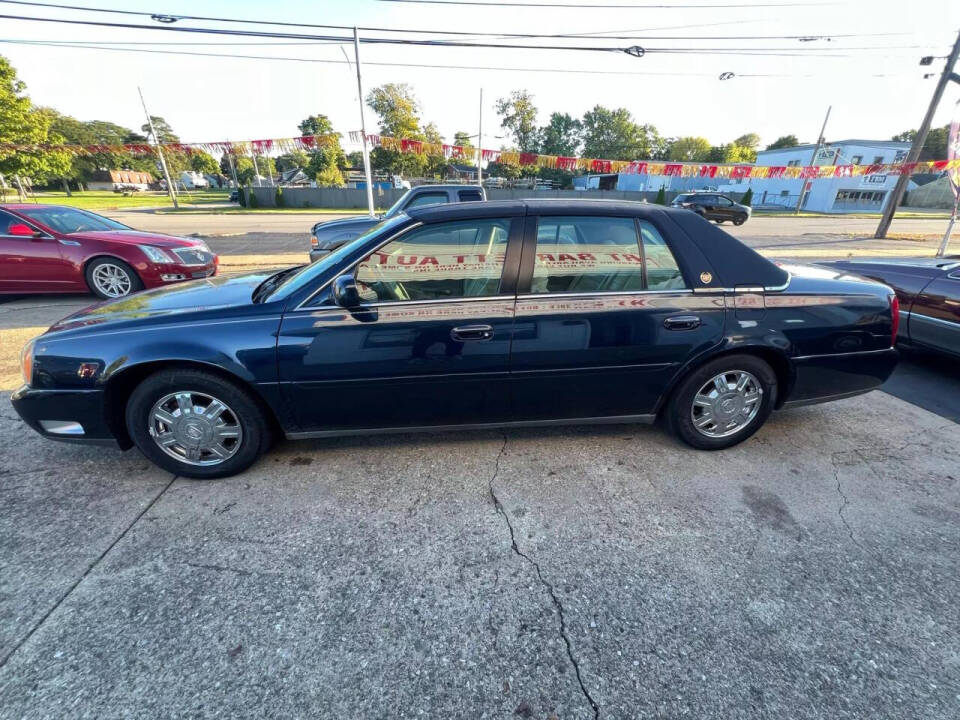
xmin=664 ymin=315 xmax=701 ymax=331
xmin=451 ymin=324 xmax=494 ymax=342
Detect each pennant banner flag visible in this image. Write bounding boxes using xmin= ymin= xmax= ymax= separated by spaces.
xmin=3 ymin=131 xmax=960 ymax=182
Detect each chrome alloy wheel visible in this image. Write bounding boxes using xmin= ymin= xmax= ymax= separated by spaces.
xmin=91 ymin=262 xmax=133 ymax=297
xmin=690 ymin=370 xmax=763 ymax=438
xmin=148 ymin=391 xmax=243 ymax=466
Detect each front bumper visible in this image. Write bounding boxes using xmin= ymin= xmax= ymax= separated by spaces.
xmin=11 ymin=385 xmax=122 ymax=447
xmin=781 ymin=347 xmax=898 ymax=409
xmin=138 ymin=260 xmax=218 ymax=289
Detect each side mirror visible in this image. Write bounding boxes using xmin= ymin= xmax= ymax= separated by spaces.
xmin=8 ymin=223 xmax=41 ymax=238
xmin=332 ymin=274 xmax=377 ymax=308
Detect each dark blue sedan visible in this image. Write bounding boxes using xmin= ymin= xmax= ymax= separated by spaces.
xmin=12 ymin=200 xmax=899 ymax=478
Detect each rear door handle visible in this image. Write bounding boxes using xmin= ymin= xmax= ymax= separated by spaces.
xmin=451 ymin=324 xmax=495 ymax=342
xmin=664 ymin=315 xmax=701 ymax=331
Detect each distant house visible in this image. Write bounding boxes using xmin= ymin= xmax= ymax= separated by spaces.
xmin=278 ymin=168 xmax=311 ymax=187
xmin=444 ymin=163 xmax=479 ymax=182
xmin=179 ymin=171 xmax=209 ymax=190
xmin=87 ymin=170 xmax=154 ymax=191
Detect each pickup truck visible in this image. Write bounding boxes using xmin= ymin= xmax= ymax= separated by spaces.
xmin=309 ymin=184 xmax=486 ymax=262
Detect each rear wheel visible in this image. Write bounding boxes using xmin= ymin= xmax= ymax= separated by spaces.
xmin=667 ymin=354 xmax=777 ymax=450
xmin=125 ymin=369 xmax=270 ymax=478
xmin=86 ymin=257 xmax=142 ymax=299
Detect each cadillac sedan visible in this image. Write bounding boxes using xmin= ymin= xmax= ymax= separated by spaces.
xmin=12 ymin=200 xmax=899 ymax=479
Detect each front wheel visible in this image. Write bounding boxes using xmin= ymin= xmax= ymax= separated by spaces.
xmin=125 ymin=369 xmax=271 ymax=479
xmin=733 ymin=214 xmax=747 ymax=226
xmin=666 ymin=354 xmax=777 ymax=450
xmin=85 ymin=257 xmax=143 ymax=299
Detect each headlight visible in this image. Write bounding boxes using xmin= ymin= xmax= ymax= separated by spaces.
xmin=191 ymin=240 xmax=210 ymax=253
xmin=139 ymin=245 xmax=174 ymax=263
xmin=20 ymin=337 xmax=35 ymax=386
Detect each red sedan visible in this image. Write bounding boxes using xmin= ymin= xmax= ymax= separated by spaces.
xmin=0 ymin=204 xmax=218 ymax=299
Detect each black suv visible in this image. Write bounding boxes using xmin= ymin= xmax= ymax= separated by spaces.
xmin=671 ymin=193 xmax=751 ymax=226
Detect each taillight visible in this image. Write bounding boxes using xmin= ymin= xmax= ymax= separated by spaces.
xmin=889 ymin=294 xmax=900 ymax=346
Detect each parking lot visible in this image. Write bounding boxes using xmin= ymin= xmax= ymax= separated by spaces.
xmin=1 ymin=214 xmax=959 ymax=718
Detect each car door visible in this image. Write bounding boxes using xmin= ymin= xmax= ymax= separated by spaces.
xmin=0 ymin=210 xmax=74 ymax=292
xmin=716 ymin=195 xmax=736 ymax=221
xmin=909 ymin=269 xmax=960 ymax=355
xmin=509 ymin=214 xmax=725 ymax=420
xmin=277 ymin=215 xmax=524 ymax=433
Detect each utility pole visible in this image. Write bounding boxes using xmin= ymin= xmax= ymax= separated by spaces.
xmin=226 ymin=153 xmax=240 ymax=191
xmin=876 ymin=30 xmax=960 ymax=238
xmin=477 ymin=88 xmax=484 ymax=185
xmin=795 ymin=105 xmax=831 ymax=214
xmin=937 ymin=191 xmax=960 ymax=257
xmin=354 ymin=26 xmax=376 ymax=218
xmin=138 ymin=87 xmax=178 ymax=209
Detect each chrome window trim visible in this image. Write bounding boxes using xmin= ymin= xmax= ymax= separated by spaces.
xmin=519 ymin=289 xmax=695 ymax=300
xmin=792 ymin=347 xmax=897 ymax=361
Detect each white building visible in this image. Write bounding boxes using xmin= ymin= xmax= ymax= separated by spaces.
xmin=748 ymin=140 xmax=914 ymax=213
xmin=179 ymin=171 xmax=209 ymax=189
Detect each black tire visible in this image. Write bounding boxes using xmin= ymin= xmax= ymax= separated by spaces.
xmin=713 ymin=219 xmax=725 ymax=224
xmin=85 ymin=257 xmax=143 ymax=300
xmin=733 ymin=214 xmax=747 ymax=226
xmin=666 ymin=354 xmax=777 ymax=450
xmin=125 ymin=368 xmax=270 ymax=479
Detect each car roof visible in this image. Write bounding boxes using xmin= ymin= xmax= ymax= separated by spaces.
xmin=0 ymin=204 xmax=44 ymax=210
xmin=411 ymin=184 xmax=483 ymax=191
xmin=406 ymin=198 xmax=684 ymax=222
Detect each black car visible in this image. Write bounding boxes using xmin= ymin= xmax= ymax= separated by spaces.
xmin=12 ymin=200 xmax=898 ymax=479
xmin=819 ymin=256 xmax=959 ymax=357
xmin=671 ymin=193 xmax=751 ymax=225
xmin=309 ymin=184 xmax=485 ymax=263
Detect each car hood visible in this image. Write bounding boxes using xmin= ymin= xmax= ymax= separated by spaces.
xmin=67 ymin=230 xmax=205 ymax=248
xmin=47 ymin=270 xmax=275 ymax=334
xmin=311 ymin=216 xmax=380 ymax=234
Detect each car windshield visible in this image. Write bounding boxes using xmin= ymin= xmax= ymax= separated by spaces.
xmin=18 ymin=207 xmax=130 ymax=234
xmin=381 ymin=188 xmax=415 ymax=218
xmin=264 ymin=214 xmax=410 ymax=302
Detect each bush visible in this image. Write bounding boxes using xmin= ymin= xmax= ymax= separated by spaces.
xmin=275 ymin=186 xmax=284 ymax=208
xmin=655 ymin=185 xmax=666 ymax=205
xmin=741 ymin=187 xmax=753 ymax=207
xmin=238 ymin=186 xmax=247 ymax=207
xmin=248 ymin=186 xmax=258 ymax=208
xmin=315 ymin=164 xmax=346 ymax=188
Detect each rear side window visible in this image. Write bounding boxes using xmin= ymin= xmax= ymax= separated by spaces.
xmin=529 ymin=216 xmax=686 ymax=293
xmin=404 ymin=192 xmax=449 ymax=210
xmin=356 ymin=218 xmax=510 ymax=302
xmin=458 ymin=190 xmax=483 ymax=202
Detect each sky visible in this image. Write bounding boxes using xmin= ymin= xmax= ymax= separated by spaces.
xmin=2 ymin=0 xmax=960 ymax=156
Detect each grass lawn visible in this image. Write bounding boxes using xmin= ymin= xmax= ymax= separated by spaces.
xmin=1 ymin=190 xmax=230 ymax=211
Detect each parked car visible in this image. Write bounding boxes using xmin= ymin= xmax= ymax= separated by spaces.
xmin=0 ymin=205 xmax=217 ymax=299
xmin=309 ymin=184 xmax=486 ymax=262
xmin=671 ymin=193 xmax=751 ymax=225
xmin=12 ymin=200 xmax=898 ymax=479
xmin=818 ymin=256 xmax=959 ymax=357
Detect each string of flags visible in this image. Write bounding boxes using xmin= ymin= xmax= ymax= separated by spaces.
xmin=3 ymin=131 xmax=959 ymax=181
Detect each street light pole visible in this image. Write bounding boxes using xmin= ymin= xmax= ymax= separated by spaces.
xmin=477 ymin=88 xmax=483 ymax=185
xmin=876 ymin=30 xmax=960 ymax=238
xmin=794 ymin=105 xmax=831 ymax=214
xmin=138 ymin=87 xmax=178 ymax=209
xmin=354 ymin=26 xmax=376 ymax=218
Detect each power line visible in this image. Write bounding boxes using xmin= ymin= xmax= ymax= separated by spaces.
xmin=0 ymin=38 xmax=926 ymax=77
xmin=0 ymin=0 xmax=914 ymax=42
xmin=377 ymin=0 xmax=830 ymax=7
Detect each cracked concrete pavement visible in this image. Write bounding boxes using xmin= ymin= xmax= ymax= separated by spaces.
xmin=1 ymin=389 xmax=958 ymax=719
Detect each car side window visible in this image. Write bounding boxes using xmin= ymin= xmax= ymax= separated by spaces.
xmin=718 ymin=197 xmax=733 ymax=206
xmin=458 ymin=190 xmax=483 ymax=202
xmin=403 ymin=192 xmax=449 ymax=210
xmin=355 ymin=218 xmax=511 ymax=303
xmin=640 ymin=223 xmax=687 ymax=290
xmin=530 ymin=216 xmax=645 ymax=294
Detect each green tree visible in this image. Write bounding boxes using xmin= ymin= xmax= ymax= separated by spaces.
xmin=732 ymin=133 xmax=761 ymax=151
xmin=189 ymin=150 xmax=219 ymax=176
xmin=655 ymin=185 xmax=666 ymax=205
xmin=0 ymin=56 xmax=71 ymax=185
xmin=46 ymin=110 xmax=153 ymax=185
xmin=453 ymin=131 xmax=474 ymax=148
xmin=298 ymin=114 xmax=335 ymax=136
xmin=668 ymin=136 xmax=712 ymax=161
xmin=307 ymin=145 xmax=346 ymax=181
xmin=247 ymin=185 xmax=258 ymax=208
xmin=580 ymin=105 xmax=664 ymax=160
xmin=141 ymin=115 xmax=178 ymax=143
xmin=892 ymin=125 xmax=949 ymax=160
xmin=741 ymin=187 xmax=753 ymax=206
xmin=275 ymin=150 xmax=310 ymax=172
xmin=765 ymin=134 xmax=799 ymax=151
xmin=275 ymin=185 xmax=284 ymax=207
xmin=495 ymin=90 xmax=539 ymax=152
xmin=537 ymin=112 xmax=581 ymax=156
xmin=315 ymin=164 xmax=345 ymax=187
xmin=366 ymin=83 xmax=432 ymax=176
xmin=234 ymin=157 xmax=256 ymax=185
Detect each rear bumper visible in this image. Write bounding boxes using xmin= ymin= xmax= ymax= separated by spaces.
xmin=781 ymin=347 xmax=898 ymax=409
xmin=10 ymin=385 xmax=122 ymax=447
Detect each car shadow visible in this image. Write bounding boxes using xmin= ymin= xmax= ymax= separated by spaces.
xmin=881 ymin=347 xmax=960 ymax=423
